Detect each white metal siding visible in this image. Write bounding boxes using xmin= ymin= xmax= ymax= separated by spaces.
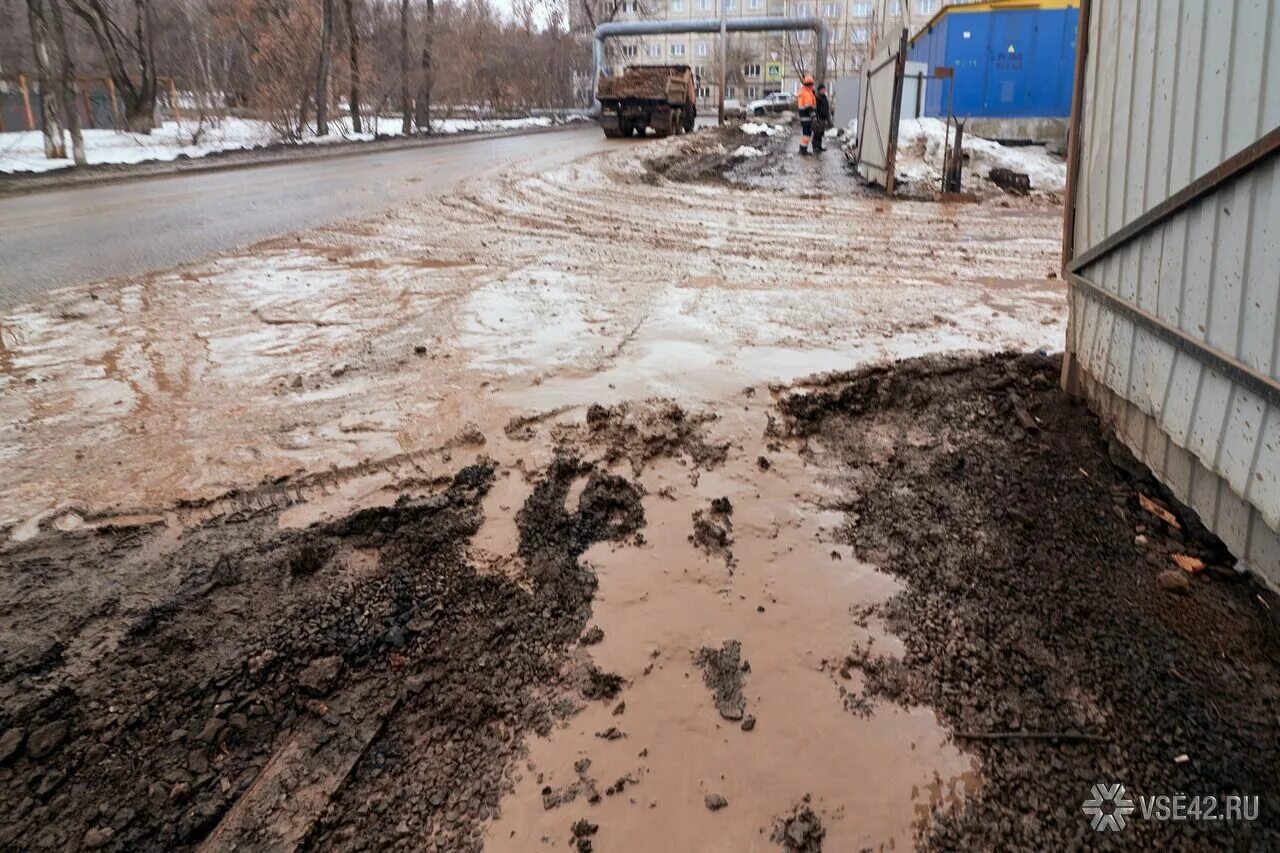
xmin=1066 ymin=0 xmax=1280 ymax=585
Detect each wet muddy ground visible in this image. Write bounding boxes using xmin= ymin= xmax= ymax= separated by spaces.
xmin=7 ymin=127 xmax=1269 ymax=851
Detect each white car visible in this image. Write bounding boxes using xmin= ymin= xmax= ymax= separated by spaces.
xmin=721 ymin=98 xmax=745 ymax=118
xmin=747 ymin=91 xmax=796 ymax=116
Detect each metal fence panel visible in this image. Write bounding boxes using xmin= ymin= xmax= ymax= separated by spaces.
xmin=1064 ymin=0 xmax=1280 ymax=587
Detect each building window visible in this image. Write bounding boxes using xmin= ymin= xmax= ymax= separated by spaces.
xmin=916 ymin=0 xmax=938 ymax=14
xmin=827 ymin=28 xmax=839 ymax=44
xmin=620 ymin=44 xmax=638 ymax=58
xmin=670 ymin=0 xmax=685 ymax=10
xmin=747 ymin=86 xmax=759 ymax=98
xmin=823 ymin=2 xmax=840 ymax=16
xmin=647 ymin=43 xmax=663 ymax=57
xmin=696 ymin=42 xmax=709 ymax=56
xmin=727 ymin=85 xmax=737 ymax=98
xmin=851 ymin=26 xmax=868 ymax=43
xmin=792 ymin=2 xmax=811 ymax=15
xmin=743 ymin=62 xmax=762 ymax=76
xmin=623 ymin=0 xmax=639 ymax=11
xmin=697 ymin=86 xmax=712 ymax=98
xmin=888 ymin=0 xmax=901 ymax=15
xmin=795 ymin=30 xmax=812 ymax=43
xmin=671 ymin=43 xmax=687 ymax=56
xmin=850 ymin=0 xmax=872 ymax=16
xmin=725 ymin=0 xmax=736 ymax=8
xmin=747 ymin=0 xmax=763 ymax=8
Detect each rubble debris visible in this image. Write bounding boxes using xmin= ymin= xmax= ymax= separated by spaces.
xmin=553 ymin=400 xmax=729 ymax=474
xmin=297 ymin=655 xmax=343 ymax=697
xmin=704 ymin=792 xmax=728 ymax=811
xmin=1171 ymin=554 xmax=1206 ymax=574
xmin=1157 ymin=569 xmax=1193 ymax=595
xmin=771 ymin=801 xmax=826 ymax=852
xmin=988 ymin=167 xmax=1031 ymax=195
xmin=581 ymin=625 xmax=605 ymax=646
xmin=693 ymin=640 xmax=748 ymax=721
xmin=582 ymin=666 xmax=626 ymax=701
xmin=690 ymin=496 xmax=735 ymax=567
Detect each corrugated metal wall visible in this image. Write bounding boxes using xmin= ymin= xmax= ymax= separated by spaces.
xmin=908 ymin=3 xmax=1079 ymax=119
xmin=1063 ymin=0 xmax=1280 ymax=586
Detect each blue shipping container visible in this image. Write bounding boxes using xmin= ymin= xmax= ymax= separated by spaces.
xmin=908 ymin=2 xmax=1079 ymax=120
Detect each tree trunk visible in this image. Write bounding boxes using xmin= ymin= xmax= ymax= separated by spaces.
xmin=414 ymin=0 xmax=434 ymax=133
xmin=49 ymin=0 xmax=85 ymax=165
xmin=343 ymin=0 xmax=362 ymax=134
xmin=399 ymin=0 xmax=411 ymax=135
xmin=315 ymin=0 xmax=334 ymax=136
xmin=26 ymin=0 xmax=67 ymax=160
xmin=67 ymin=0 xmax=157 ymax=132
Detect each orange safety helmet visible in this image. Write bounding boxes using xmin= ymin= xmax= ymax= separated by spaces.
xmin=803 ymin=75 xmax=815 ymax=85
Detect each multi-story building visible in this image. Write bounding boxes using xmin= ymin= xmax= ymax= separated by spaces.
xmin=576 ymin=0 xmax=956 ymax=112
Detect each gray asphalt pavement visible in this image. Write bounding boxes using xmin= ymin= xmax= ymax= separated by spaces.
xmin=0 ymin=127 xmax=612 ymax=310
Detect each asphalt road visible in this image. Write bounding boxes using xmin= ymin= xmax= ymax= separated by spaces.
xmin=0 ymin=127 xmax=613 ymax=311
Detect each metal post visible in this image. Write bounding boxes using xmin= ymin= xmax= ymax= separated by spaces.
xmin=19 ymin=74 xmax=35 ymax=131
xmin=718 ymin=10 xmax=727 ymax=125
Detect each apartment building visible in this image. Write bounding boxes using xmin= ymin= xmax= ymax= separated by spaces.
xmin=581 ymin=0 xmax=951 ymax=111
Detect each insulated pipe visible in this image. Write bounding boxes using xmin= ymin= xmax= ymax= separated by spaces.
xmin=592 ymin=17 xmax=828 ymax=115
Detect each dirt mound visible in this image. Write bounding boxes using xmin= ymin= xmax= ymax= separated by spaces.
xmin=551 ymin=399 xmax=729 ymax=474
xmin=0 ymin=458 xmax=647 ymax=852
xmin=778 ymin=352 xmax=1280 ymax=849
xmin=632 ymin=125 xmax=789 ymax=185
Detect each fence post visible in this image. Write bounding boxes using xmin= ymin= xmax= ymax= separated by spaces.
xmin=19 ymin=73 xmax=35 ymax=130
xmin=105 ymin=76 xmax=122 ymax=129
xmin=79 ymin=78 xmax=92 ymax=129
xmin=168 ymin=77 xmax=182 ymax=123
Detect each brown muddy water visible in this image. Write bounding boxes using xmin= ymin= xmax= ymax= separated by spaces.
xmin=0 ymin=127 xmax=1065 ymax=851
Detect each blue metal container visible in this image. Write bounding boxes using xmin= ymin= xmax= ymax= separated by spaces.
xmin=909 ymin=1 xmax=1079 ymax=120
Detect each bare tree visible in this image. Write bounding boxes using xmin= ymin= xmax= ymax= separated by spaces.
xmin=399 ymin=0 xmax=410 ymax=134
xmin=68 ymin=0 xmax=158 ymax=132
xmin=343 ymin=0 xmax=362 ymax=133
xmin=315 ymin=0 xmax=334 ymax=134
xmin=49 ymin=0 xmax=85 ymax=165
xmin=414 ymin=0 xmax=433 ymax=133
xmin=26 ymin=0 xmax=67 ymax=159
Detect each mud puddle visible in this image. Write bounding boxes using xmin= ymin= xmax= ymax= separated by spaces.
xmin=485 ymin=400 xmax=976 ymax=852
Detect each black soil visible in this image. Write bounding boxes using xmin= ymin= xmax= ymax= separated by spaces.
xmin=780 ymin=352 xmax=1280 ymax=850
xmin=693 ymin=640 xmax=748 ymax=722
xmin=0 ymin=457 xmax=645 ymax=852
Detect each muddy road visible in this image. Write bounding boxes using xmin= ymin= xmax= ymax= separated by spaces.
xmin=3 ymin=125 xmax=1275 ymax=850
xmin=0 ymin=126 xmax=610 ymax=309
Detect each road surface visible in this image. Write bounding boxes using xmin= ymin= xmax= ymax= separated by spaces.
xmin=0 ymin=127 xmax=612 ymax=310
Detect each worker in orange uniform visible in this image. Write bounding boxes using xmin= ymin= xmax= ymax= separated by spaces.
xmin=796 ymin=75 xmax=817 ymax=155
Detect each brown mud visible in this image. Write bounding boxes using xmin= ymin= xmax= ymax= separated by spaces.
xmin=779 ymin=352 xmax=1280 ymax=849
xmin=0 ymin=457 xmax=643 ymax=852
xmin=0 ymin=128 xmax=1134 ymax=851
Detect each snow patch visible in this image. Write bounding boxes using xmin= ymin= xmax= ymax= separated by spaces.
xmin=892 ymin=117 xmax=1066 ymax=193
xmin=731 ymin=145 xmax=764 ymax=158
xmin=740 ymin=122 xmax=785 ymax=137
xmin=0 ymin=115 xmax=558 ymax=174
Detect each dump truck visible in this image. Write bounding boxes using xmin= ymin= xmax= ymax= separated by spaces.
xmin=597 ymin=65 xmax=697 ymax=139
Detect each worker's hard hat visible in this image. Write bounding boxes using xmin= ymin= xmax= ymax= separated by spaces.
xmin=803 ymin=75 xmax=815 ymax=85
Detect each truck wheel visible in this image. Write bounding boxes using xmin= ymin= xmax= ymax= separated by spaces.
xmin=683 ymin=107 xmax=696 ymax=134
xmin=754 ymin=107 xmax=764 ymax=116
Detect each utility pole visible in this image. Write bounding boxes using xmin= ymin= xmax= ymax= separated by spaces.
xmin=717 ymin=2 xmax=726 ymax=125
